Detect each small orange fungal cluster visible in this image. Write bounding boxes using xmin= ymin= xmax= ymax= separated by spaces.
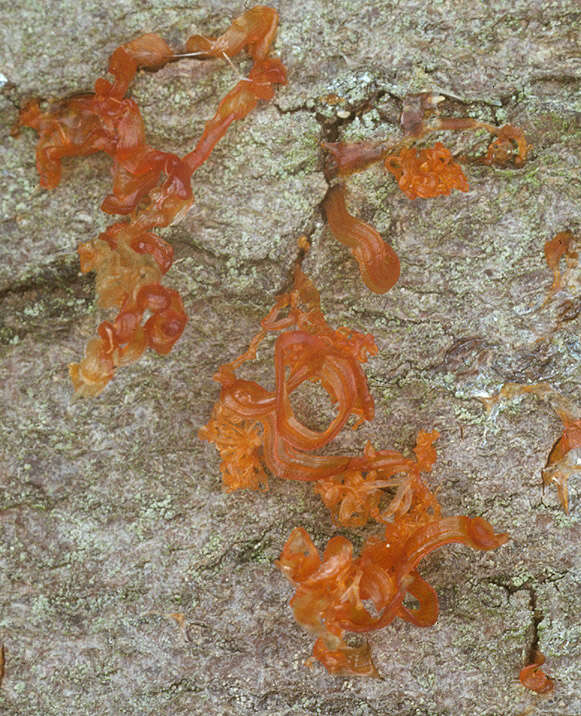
xmin=277 ymin=517 xmax=507 ymax=677
xmin=199 ymin=266 xmax=380 ymax=488
xmin=481 ymin=382 xmax=580 ymax=512
xmin=543 ymin=230 xmax=578 ymax=301
xmin=519 ymin=651 xmax=554 ymax=694
xmin=384 ymin=141 xmax=469 ymax=200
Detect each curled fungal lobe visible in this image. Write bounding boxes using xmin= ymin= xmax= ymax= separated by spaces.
xmin=323 ymin=184 xmax=400 ymax=294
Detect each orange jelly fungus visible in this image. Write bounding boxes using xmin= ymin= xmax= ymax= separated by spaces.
xmin=19 ymin=6 xmax=286 ymax=395
xmin=322 ymin=140 xmax=389 ymax=177
xmin=200 ymin=266 xmax=509 ymax=676
xmin=277 ymin=514 xmax=508 ymax=676
xmin=199 ymin=267 xmax=380 ymax=488
xmin=519 ymin=651 xmax=555 ymax=694
xmin=543 ymin=230 xmax=578 ymax=300
xmin=323 ymin=184 xmax=401 ymax=294
xmin=544 ymin=413 xmax=581 ymax=514
xmin=321 ymin=94 xmax=529 ymax=292
xmin=384 ymin=142 xmax=469 ymax=200
xmin=481 ymin=382 xmax=581 ymax=512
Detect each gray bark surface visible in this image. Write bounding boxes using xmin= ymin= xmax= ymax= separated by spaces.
xmin=0 ymin=1 xmax=579 ymax=714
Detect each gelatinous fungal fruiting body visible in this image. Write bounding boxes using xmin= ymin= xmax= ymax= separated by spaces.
xmin=481 ymin=382 xmax=581 ymax=512
xmin=384 ymin=142 xmax=469 ymax=200
xmin=200 ymin=263 xmax=509 ymax=676
xmin=276 ymin=509 xmax=508 ymax=676
xmin=199 ymin=265 xmax=440 ymax=496
xmin=544 ymin=414 xmax=581 ymax=513
xmin=199 ymin=265 xmax=381 ymax=487
xmin=19 ymin=6 xmax=286 ymax=395
xmin=543 ymin=230 xmax=578 ymax=303
xmin=323 ymin=184 xmax=400 ymax=294
xmin=519 ymin=651 xmax=555 ymax=694
xmin=322 ymin=93 xmax=529 ymax=292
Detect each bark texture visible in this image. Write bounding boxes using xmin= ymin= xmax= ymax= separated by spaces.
xmin=0 ymin=1 xmax=579 ymax=714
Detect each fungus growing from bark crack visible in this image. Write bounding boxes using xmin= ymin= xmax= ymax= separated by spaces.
xmin=519 ymin=651 xmax=554 ymax=694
